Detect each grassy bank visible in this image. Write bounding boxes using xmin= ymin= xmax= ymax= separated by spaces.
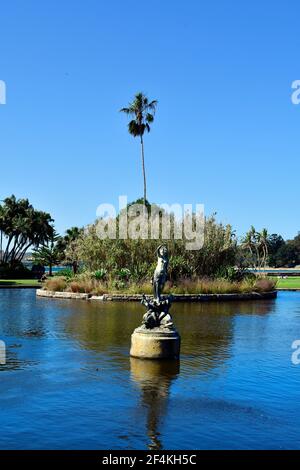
xmin=0 ymin=279 xmax=40 ymax=287
xmin=272 ymin=276 xmax=300 ymax=289
xmin=2 ymin=276 xmax=298 ymax=291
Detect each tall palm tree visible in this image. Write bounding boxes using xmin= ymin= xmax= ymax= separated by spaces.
xmin=120 ymin=92 xmax=158 ymax=203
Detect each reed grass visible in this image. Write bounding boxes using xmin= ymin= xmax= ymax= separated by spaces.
xmin=44 ymin=275 xmax=276 ymax=295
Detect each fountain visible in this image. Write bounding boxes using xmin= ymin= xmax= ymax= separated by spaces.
xmin=130 ymin=245 xmax=181 ymax=359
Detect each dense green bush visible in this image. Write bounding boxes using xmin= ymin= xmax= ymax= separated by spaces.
xmin=68 ymin=214 xmax=237 ymax=282
xmin=0 ymin=262 xmax=33 ymax=279
xmin=216 ymin=265 xmax=255 ymax=282
xmin=53 ymin=268 xmax=74 ymax=279
xmin=91 ymin=269 xmax=108 ymax=281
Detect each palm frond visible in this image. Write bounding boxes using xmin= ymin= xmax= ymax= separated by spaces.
xmin=148 ymin=100 xmax=158 ymax=113
xmin=120 ymin=107 xmax=132 ymax=114
xmin=146 ymin=113 xmax=154 ymax=123
xmin=121 ymin=93 xmax=157 ymax=137
xmin=128 ymin=120 xmax=141 ymax=137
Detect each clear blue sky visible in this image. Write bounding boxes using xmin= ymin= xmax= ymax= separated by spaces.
xmin=0 ymin=0 xmax=299 ymax=240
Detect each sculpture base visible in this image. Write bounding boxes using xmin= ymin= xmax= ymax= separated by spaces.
xmin=130 ymin=326 xmax=180 ymax=360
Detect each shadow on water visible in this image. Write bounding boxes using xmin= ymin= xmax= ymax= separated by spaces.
xmin=130 ymin=358 xmax=180 ymax=450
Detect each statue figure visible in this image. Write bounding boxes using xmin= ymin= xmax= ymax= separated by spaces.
xmin=141 ymin=245 xmax=174 ymax=330
xmin=131 ymin=245 xmax=180 ymax=359
xmin=153 ymin=245 xmax=169 ymax=301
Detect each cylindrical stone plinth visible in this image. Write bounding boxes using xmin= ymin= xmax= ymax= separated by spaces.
xmin=130 ymin=327 xmax=180 ymax=360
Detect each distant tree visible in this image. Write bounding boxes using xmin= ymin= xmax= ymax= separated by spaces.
xmin=32 ymin=231 xmax=63 ymax=276
xmin=277 ymin=232 xmax=300 ymax=267
xmin=257 ymin=228 xmax=269 ymax=268
xmin=120 ymin=92 xmax=158 ymax=203
xmin=241 ymin=226 xmax=270 ymax=268
xmin=268 ymin=234 xmax=286 ymax=267
xmin=241 ymin=226 xmax=259 ymax=268
xmin=275 ymin=243 xmax=298 ymax=267
xmin=288 ymin=232 xmax=300 ymax=262
xmin=0 ymin=195 xmax=54 ymax=268
xmin=259 ymin=232 xmax=300 ymax=268
xmin=62 ymin=227 xmax=83 ymax=274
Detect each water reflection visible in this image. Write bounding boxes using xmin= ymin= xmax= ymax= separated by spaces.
xmin=0 ymin=345 xmax=35 ymax=372
xmin=130 ymin=358 xmax=179 ymax=450
xmin=1 ymin=290 xmax=299 ymax=449
xmin=62 ymin=299 xmax=276 ymax=378
xmin=64 ymin=301 xmax=142 ymax=352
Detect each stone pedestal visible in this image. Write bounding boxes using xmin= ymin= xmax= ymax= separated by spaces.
xmin=130 ymin=326 xmax=180 ymax=360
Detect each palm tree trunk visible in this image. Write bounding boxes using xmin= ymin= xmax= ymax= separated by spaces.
xmin=72 ymin=261 xmax=78 ymax=275
xmin=140 ymin=135 xmax=147 ymax=203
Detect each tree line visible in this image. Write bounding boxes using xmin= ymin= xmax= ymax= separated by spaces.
xmin=0 ymin=195 xmax=82 ymax=277
xmin=0 ymin=195 xmax=299 ymax=281
xmin=240 ymin=227 xmax=300 ymax=269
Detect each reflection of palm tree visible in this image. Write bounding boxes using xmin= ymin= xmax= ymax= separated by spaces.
xmin=130 ymin=358 xmax=179 ymax=450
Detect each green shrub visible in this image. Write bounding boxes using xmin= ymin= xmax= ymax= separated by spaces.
xmin=92 ymin=269 xmax=107 ymax=281
xmin=115 ymin=268 xmax=131 ymax=281
xmin=216 ymin=266 xmax=248 ymax=282
xmin=54 ymin=268 xmax=74 ymax=279
xmin=0 ymin=262 xmax=33 ymax=279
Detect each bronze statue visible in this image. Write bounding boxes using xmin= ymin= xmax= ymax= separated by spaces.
xmin=141 ymin=245 xmax=174 ymax=330
xmin=153 ymin=245 xmax=169 ymax=301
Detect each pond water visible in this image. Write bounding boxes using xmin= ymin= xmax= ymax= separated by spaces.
xmin=0 ymin=290 xmax=299 ymax=450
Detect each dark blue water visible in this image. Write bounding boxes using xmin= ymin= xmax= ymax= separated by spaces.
xmin=0 ymin=290 xmax=299 ymax=450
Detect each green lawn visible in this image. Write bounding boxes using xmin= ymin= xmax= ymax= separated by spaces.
xmin=272 ymin=276 xmax=300 ymax=289
xmin=0 ymin=279 xmax=40 ymax=287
